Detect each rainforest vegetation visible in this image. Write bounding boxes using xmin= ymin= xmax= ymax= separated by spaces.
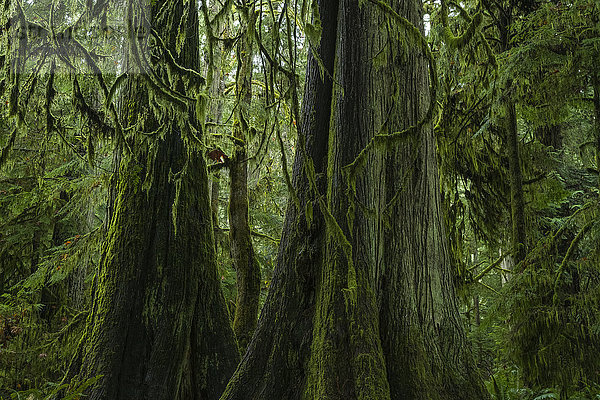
xmin=0 ymin=0 xmax=599 ymax=398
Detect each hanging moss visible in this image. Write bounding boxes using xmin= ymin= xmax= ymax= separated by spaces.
xmin=0 ymin=127 xmax=17 ymax=169
xmin=305 ymin=0 xmax=323 ymax=51
xmin=105 ymin=72 xmax=128 ymax=110
xmin=72 ymin=76 xmax=114 ymax=138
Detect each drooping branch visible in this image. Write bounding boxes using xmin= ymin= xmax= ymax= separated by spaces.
xmin=552 ymin=219 xmax=596 ymax=306
xmin=441 ymin=0 xmax=483 ymax=49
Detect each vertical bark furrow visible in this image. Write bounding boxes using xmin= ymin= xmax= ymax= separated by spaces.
xmin=305 ymin=1 xmax=391 ymax=398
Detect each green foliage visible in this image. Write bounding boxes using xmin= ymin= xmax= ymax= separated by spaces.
xmin=1 ymin=375 xmax=102 ymax=399
xmin=432 ymin=0 xmax=600 ymax=396
xmin=1 ymin=0 xmax=599 ymax=396
xmin=0 ymin=153 xmax=105 ymax=389
xmin=304 ymin=0 xmax=323 ymax=59
xmin=0 ymin=23 xmax=109 ymax=386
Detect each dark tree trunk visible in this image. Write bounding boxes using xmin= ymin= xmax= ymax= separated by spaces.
xmin=211 ymin=172 xmax=223 ymax=241
xmin=65 ymin=0 xmax=239 ymax=398
xmin=220 ymin=0 xmax=487 ymax=399
xmin=303 ymin=1 xmax=394 ymax=398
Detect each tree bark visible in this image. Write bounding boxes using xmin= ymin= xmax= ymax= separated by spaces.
xmin=211 ymin=172 xmax=222 ymax=242
xmin=303 ymin=1 xmax=392 ymax=398
xmin=374 ymin=0 xmax=488 ymax=397
xmin=65 ymin=0 xmax=239 ymax=398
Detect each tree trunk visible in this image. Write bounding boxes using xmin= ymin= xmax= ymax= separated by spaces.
xmin=211 ymin=172 xmax=223 ymax=242
xmin=499 ymin=6 xmax=527 ymax=265
xmin=206 ymin=0 xmax=231 ymax=250
xmin=65 ymin=0 xmax=239 ymax=398
xmin=376 ymin=0 xmax=487 ymax=397
xmin=220 ymin=0 xmax=487 ymax=399
xmin=303 ymin=1 xmax=395 ymax=397
xmin=506 ymin=101 xmax=527 ymax=264
xmin=593 ymin=73 xmax=600 ymax=189
xmin=229 ymin=3 xmax=260 ymax=351
xmin=219 ymin=0 xmax=337 ymax=397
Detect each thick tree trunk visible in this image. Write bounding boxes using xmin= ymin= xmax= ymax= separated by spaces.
xmin=304 ymin=1 xmax=391 ymax=398
xmin=374 ymin=1 xmax=487 ymax=398
xmin=228 ymin=3 xmax=260 ymax=351
xmin=65 ymin=0 xmax=239 ymax=398
xmin=221 ymin=0 xmax=487 ymax=399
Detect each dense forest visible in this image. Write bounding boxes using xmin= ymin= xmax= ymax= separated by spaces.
xmin=0 ymin=0 xmax=599 ymax=398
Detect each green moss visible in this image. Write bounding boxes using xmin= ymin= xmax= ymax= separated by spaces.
xmin=0 ymin=127 xmax=17 ymax=169
xmin=442 ymin=10 xmax=482 ymax=50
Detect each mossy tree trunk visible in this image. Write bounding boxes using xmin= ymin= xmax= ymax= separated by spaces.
xmin=220 ymin=0 xmax=487 ymax=399
xmin=211 ymin=171 xmax=223 ymax=245
xmin=219 ymin=0 xmax=338 ymax=397
xmin=506 ymin=101 xmax=527 ymax=264
xmin=303 ymin=1 xmax=393 ymax=397
xmin=64 ymin=0 xmax=239 ymax=398
xmin=229 ymin=2 xmax=260 ymax=351
xmin=498 ymin=7 xmax=527 ymax=265
xmin=378 ymin=0 xmax=488 ymax=395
